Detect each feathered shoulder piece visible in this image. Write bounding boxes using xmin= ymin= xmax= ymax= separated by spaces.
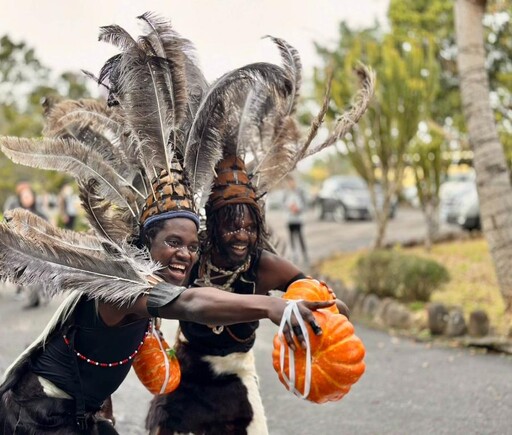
xmin=0 ymin=209 xmax=158 ymax=306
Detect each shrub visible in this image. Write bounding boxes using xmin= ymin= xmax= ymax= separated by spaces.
xmin=398 ymin=255 xmax=450 ymax=302
xmin=353 ymin=250 xmax=402 ymax=299
xmin=354 ymin=250 xmax=449 ymax=302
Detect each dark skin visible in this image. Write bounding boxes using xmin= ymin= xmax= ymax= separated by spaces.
xmin=209 ymin=204 xmax=349 ymax=347
xmin=98 ymin=218 xmax=332 ymax=347
xmin=97 ymin=217 xmax=332 ymax=425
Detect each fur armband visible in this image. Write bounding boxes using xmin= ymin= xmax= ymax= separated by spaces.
xmin=146 ymin=282 xmax=187 ymax=317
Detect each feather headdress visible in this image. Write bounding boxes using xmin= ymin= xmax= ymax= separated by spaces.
xmin=0 ymin=13 xmax=212 ymax=302
xmin=184 ymin=36 xmax=375 ymax=214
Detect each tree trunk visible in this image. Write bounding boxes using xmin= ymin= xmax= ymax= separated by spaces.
xmin=372 ymin=196 xmax=391 ymax=249
xmin=455 ymin=0 xmax=512 ymax=312
xmin=422 ymin=199 xmax=440 ymax=252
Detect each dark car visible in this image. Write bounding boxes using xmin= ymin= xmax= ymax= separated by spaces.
xmin=316 ymin=175 xmax=396 ymax=221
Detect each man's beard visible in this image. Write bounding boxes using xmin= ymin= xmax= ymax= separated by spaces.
xmin=214 ymin=239 xmax=253 ymax=269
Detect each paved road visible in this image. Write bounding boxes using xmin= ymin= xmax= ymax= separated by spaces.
xmin=266 ymin=206 xmax=461 ymax=264
xmin=1 ymin=208 xmax=511 ymax=434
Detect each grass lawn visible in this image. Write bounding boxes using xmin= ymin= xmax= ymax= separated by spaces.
xmin=318 ymin=236 xmax=510 ymax=335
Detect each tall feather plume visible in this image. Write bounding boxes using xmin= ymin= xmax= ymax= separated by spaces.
xmin=251 ymin=117 xmax=300 ymax=193
xmin=0 ymin=136 xmax=138 ymax=217
xmin=100 ymin=22 xmax=187 ymax=174
xmin=237 ymin=86 xmax=297 ymax=189
xmin=253 ymin=64 xmax=375 ymax=194
xmin=0 ymin=220 xmax=157 ymax=307
xmin=137 ymin=12 xmax=208 ymax=155
xmin=236 ymin=82 xmax=299 ymax=191
xmin=245 ymin=36 xmax=301 ymax=183
xmin=184 ymin=62 xmax=289 ymax=207
xmin=219 ymin=37 xmax=302 ymax=192
xmin=98 ymin=25 xmax=138 ymax=51
xmin=237 ymin=85 xmax=271 ymax=164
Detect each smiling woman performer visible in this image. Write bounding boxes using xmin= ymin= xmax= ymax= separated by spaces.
xmin=0 ymin=14 xmax=331 ymax=435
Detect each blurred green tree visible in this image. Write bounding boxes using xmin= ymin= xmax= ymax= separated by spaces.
xmin=315 ymin=27 xmax=440 ymax=248
xmin=0 ymin=35 xmax=91 ymax=206
xmin=408 ymin=128 xmax=450 ymax=251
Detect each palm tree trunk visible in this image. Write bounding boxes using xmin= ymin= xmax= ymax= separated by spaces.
xmin=455 ymin=0 xmax=512 ymax=312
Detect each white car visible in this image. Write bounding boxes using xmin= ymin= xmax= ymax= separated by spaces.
xmin=439 ymin=170 xmax=480 ymax=230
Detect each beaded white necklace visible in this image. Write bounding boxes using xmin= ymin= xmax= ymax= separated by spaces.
xmin=202 ymin=254 xmax=252 ymax=335
xmin=202 ymin=255 xmax=252 ymax=292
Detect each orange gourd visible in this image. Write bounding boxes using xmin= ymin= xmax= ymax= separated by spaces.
xmin=132 ymin=326 xmax=181 ymax=395
xmin=272 ymin=310 xmax=365 ymax=404
xmin=284 ymin=278 xmax=338 ymax=313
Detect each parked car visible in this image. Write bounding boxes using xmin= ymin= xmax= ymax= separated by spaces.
xmin=439 ymin=169 xmax=478 ymax=227
xmin=265 ymin=184 xmax=313 ymax=212
xmin=316 ymin=175 xmax=397 ymax=222
xmin=455 ymin=184 xmax=481 ymax=230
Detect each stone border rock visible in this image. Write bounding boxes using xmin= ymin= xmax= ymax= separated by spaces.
xmin=318 ymin=275 xmax=512 ymax=355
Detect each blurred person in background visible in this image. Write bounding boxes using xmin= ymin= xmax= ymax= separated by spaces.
xmin=3 ymin=180 xmax=48 ymax=308
xmin=284 ymin=175 xmax=309 ymax=266
xmin=58 ymin=183 xmax=78 ymax=230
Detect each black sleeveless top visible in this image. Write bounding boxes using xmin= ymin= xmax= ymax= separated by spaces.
xmin=179 ymin=250 xmax=262 ymax=356
xmin=31 ymin=297 xmax=149 ymax=411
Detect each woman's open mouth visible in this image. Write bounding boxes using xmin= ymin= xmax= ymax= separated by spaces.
xmin=166 ymin=263 xmax=188 ymax=284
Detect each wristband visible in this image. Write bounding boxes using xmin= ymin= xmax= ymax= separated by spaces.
xmin=146 ymin=282 xmax=187 ymax=317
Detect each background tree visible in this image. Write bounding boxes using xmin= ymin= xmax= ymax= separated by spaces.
xmin=0 ymin=35 xmax=90 ymax=206
xmin=408 ymin=127 xmax=450 ymax=250
xmin=455 ymin=0 xmax=512 ymax=314
xmin=315 ymin=28 xmax=439 ymax=248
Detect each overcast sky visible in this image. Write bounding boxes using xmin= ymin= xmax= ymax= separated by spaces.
xmin=1 ymin=0 xmax=389 ymax=170
xmin=2 ymin=0 xmax=389 ymax=82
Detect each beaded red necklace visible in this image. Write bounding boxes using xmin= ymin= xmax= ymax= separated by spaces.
xmin=63 ymin=320 xmax=152 ymax=368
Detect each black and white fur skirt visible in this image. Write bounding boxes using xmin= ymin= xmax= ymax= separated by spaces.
xmin=0 ymin=370 xmax=118 ymax=435
xmin=146 ymin=334 xmax=268 ymax=435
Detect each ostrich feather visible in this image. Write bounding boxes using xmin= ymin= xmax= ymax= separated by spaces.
xmin=255 ymin=64 xmax=374 ymax=194
xmin=79 ymin=179 xmax=137 ymax=245
xmin=234 ymin=79 xmax=298 ymax=192
xmin=43 ymin=98 xmax=122 ymax=137
xmin=4 ymin=208 xmax=105 ymax=256
xmin=265 ymin=36 xmax=302 ymax=115
xmin=98 ymin=25 xmax=138 ymax=51
xmin=137 ymin=12 xmax=208 ymax=97
xmin=0 ymin=220 xmax=157 ymax=307
xmin=304 ymin=64 xmax=375 ymax=158
xmin=95 ymin=54 xmax=124 ymax=107
xmin=0 ymin=136 xmax=138 ymax=217
xmin=42 ymin=98 xmax=145 ymax=198
xmin=251 ymin=117 xmax=300 ymax=193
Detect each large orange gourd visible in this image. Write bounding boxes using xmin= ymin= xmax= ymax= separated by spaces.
xmin=273 ymin=278 xmax=365 ymax=403
xmin=132 ymin=325 xmax=181 ymax=395
xmin=283 ymin=278 xmax=339 ymax=314
xmin=273 ymin=311 xmax=365 ymax=403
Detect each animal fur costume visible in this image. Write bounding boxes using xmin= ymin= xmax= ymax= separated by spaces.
xmin=0 ymin=12 xmax=215 ymax=434
xmin=146 ymin=37 xmax=375 ymax=435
